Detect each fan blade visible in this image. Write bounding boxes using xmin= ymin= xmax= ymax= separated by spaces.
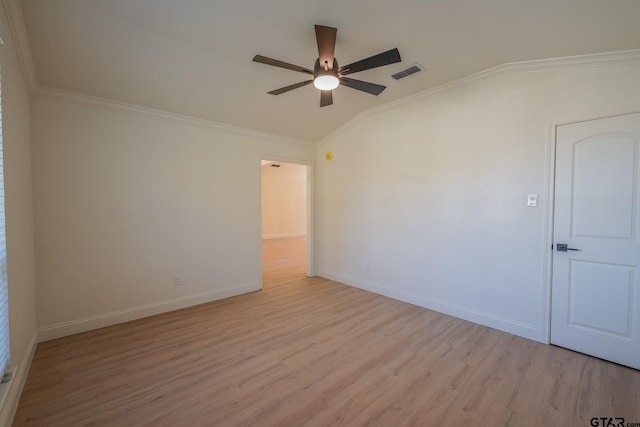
xmin=315 ymin=25 xmax=337 ymax=70
xmin=339 ymin=48 xmax=401 ymax=76
xmin=320 ymin=90 xmax=333 ymax=107
xmin=340 ymin=77 xmax=386 ymax=95
xmin=268 ymin=80 xmax=313 ymax=95
xmin=253 ymin=55 xmax=313 ymax=75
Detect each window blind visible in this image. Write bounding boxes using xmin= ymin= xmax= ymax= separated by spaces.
xmin=0 ymin=64 xmax=10 ymax=380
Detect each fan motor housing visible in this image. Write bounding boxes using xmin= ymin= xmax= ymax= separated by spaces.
xmin=314 ymin=58 xmax=339 ymax=74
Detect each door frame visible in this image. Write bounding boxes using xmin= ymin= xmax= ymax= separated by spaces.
xmin=543 ymin=106 xmax=640 ymax=344
xmin=258 ymin=154 xmax=315 ymax=287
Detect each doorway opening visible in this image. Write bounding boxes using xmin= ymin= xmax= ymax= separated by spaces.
xmin=260 ymin=159 xmax=311 ymax=289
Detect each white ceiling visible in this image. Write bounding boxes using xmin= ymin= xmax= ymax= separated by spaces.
xmin=18 ymin=0 xmax=640 ymax=142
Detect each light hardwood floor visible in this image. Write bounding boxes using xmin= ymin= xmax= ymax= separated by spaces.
xmin=13 ymin=237 xmax=640 ymax=426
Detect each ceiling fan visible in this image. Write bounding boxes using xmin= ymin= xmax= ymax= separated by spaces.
xmin=253 ymin=25 xmax=401 ymax=107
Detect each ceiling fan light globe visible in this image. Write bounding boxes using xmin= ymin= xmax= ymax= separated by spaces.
xmin=314 ymin=74 xmax=339 ymax=90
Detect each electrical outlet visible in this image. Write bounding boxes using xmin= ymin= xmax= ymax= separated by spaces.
xmin=174 ymin=275 xmax=183 ymax=286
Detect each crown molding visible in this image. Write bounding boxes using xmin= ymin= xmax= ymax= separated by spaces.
xmin=2 ymin=0 xmax=312 ymax=147
xmin=5 ymin=0 xmax=638 ymax=148
xmin=33 ymin=86 xmax=315 ymax=148
xmin=503 ymin=48 xmax=640 ymax=73
xmin=2 ymin=0 xmax=37 ymax=93
xmin=318 ymin=49 xmax=640 ymax=147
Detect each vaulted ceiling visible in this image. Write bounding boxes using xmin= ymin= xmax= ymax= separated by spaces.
xmin=17 ymin=0 xmax=640 ymax=142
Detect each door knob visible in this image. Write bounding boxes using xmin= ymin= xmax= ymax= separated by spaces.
xmin=556 ymin=243 xmax=580 ymax=252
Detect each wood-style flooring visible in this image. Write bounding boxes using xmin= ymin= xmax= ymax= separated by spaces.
xmin=12 ymin=237 xmax=640 ymax=426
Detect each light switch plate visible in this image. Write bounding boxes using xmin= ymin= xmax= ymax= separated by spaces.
xmin=527 ymin=194 xmax=538 ymax=207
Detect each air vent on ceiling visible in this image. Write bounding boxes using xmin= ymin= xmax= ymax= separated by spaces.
xmin=391 ymin=64 xmax=424 ymax=80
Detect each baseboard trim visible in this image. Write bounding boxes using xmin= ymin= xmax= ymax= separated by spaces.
xmin=319 ymin=270 xmax=543 ymax=343
xmin=0 ymin=332 xmax=37 ymax=426
xmin=262 ymin=232 xmax=306 ymax=240
xmin=38 ymin=282 xmax=261 ymax=342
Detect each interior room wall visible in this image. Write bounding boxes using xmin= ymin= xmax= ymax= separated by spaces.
xmin=31 ymin=95 xmax=315 ymax=340
xmin=261 ymin=162 xmax=306 ymax=239
xmin=0 ymin=4 xmax=37 ymax=424
xmin=316 ymin=59 xmax=640 ymax=343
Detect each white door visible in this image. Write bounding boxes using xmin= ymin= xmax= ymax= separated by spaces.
xmin=551 ymin=112 xmax=640 ymax=370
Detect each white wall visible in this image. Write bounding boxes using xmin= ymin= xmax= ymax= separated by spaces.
xmin=316 ymin=59 xmax=640 ymax=342
xmin=261 ymin=162 xmax=306 ymax=239
xmin=31 ymin=96 xmax=315 ymax=340
xmin=0 ymin=3 xmax=37 ymax=425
